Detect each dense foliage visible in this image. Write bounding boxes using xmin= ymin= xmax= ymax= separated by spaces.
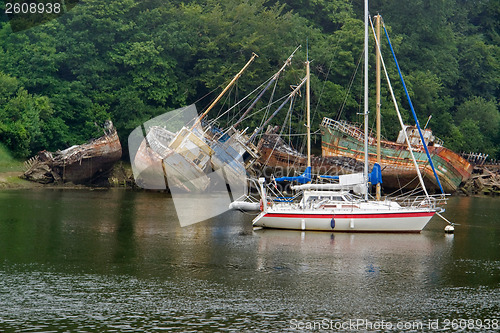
xmin=0 ymin=0 xmax=498 ymax=159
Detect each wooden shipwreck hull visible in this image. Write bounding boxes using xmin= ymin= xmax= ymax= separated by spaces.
xmin=24 ymin=121 xmax=122 ymax=184
xmin=320 ymin=117 xmax=473 ymax=192
xmin=133 ymin=122 xmax=260 ymax=192
xmin=255 ymin=126 xmax=363 ymax=179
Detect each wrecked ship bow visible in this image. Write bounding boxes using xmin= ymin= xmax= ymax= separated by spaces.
xmin=24 ymin=121 xmax=122 ymax=184
xmin=131 ymin=113 xmax=260 ymax=193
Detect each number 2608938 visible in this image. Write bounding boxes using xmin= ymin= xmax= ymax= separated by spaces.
xmin=5 ymin=2 xmax=62 ymax=15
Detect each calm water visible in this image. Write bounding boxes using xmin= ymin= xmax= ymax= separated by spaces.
xmin=0 ymin=189 xmax=498 ymax=332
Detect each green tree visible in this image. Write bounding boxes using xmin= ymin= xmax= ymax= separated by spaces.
xmin=0 ymin=0 xmax=499 ymax=159
xmin=457 ymin=119 xmax=484 ymax=153
xmin=455 ymin=35 xmax=500 ymax=103
xmin=455 ymin=97 xmax=499 ymax=155
xmin=272 ymin=0 xmax=354 ymax=33
xmin=401 ymin=70 xmax=454 ymax=124
xmin=0 ymin=72 xmax=56 ymax=157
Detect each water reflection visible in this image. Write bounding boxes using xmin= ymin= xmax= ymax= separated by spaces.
xmin=0 ymin=190 xmax=498 ymax=332
xmin=253 ymin=229 xmax=454 ymax=293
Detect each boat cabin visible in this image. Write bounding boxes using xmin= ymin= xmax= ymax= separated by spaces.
xmin=300 ymin=190 xmax=358 ymax=209
xmin=396 ymin=125 xmax=443 ymax=147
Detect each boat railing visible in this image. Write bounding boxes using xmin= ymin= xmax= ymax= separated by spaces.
xmin=434 ymin=136 xmax=444 ymax=147
xmin=265 ymin=182 xmax=303 ymax=203
xmin=146 ymin=129 xmax=171 ymax=156
xmin=395 ymin=194 xmax=448 ymax=210
xmin=321 ymin=117 xmax=375 ymax=145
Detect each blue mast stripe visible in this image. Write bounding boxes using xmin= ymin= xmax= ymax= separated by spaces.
xmin=383 ymin=25 xmax=445 ymax=194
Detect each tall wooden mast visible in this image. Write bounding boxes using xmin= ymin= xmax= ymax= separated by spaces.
xmin=191 ymin=53 xmax=258 ymax=130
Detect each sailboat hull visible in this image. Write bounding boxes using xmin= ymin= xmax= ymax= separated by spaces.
xmin=253 ymin=210 xmax=435 ymax=232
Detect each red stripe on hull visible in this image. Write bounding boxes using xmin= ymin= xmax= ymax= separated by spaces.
xmin=265 ymin=212 xmax=435 ymax=219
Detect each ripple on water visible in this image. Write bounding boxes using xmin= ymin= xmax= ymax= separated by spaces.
xmin=0 ymin=264 xmax=499 ymax=332
xmin=1 ymin=193 xmax=499 ymax=331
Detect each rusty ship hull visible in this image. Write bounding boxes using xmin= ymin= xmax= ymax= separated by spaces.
xmin=58 ymin=130 xmax=122 ymax=183
xmin=256 ymin=127 xmax=363 ymax=180
xmin=24 ymin=122 xmax=122 ymax=184
xmin=320 ymin=118 xmax=472 ymax=193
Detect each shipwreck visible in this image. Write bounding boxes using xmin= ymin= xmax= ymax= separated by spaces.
xmin=320 ymin=118 xmax=473 ymax=193
xmin=256 ymin=126 xmax=363 ymax=179
xmin=23 ymin=120 xmax=122 ymax=184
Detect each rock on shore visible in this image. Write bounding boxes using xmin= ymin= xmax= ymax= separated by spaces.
xmin=458 ymin=165 xmax=500 ymax=196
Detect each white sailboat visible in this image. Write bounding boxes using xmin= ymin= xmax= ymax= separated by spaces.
xmin=252 ymin=1 xmax=447 ymax=232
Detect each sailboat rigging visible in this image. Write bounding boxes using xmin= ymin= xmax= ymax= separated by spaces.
xmin=251 ymin=1 xmax=449 ymax=232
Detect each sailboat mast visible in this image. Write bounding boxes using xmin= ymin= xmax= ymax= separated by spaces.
xmin=306 ymin=59 xmax=311 ymax=168
xmin=192 ymin=53 xmax=258 ymax=130
xmin=375 ymin=14 xmax=381 ymax=201
xmin=363 ymin=0 xmax=369 ymax=201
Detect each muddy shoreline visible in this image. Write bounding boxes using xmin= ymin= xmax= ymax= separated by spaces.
xmin=0 ymin=161 xmax=136 ymax=191
xmin=2 ymin=162 xmax=499 ymax=197
xmin=457 ymin=164 xmax=500 ymax=196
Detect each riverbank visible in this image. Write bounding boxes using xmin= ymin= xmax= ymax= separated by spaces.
xmin=2 ymin=161 xmax=500 ymax=196
xmin=0 ymin=171 xmax=36 ymax=189
xmin=0 ymin=144 xmax=34 ymax=189
xmin=0 ymin=161 xmax=135 ymax=190
xmin=457 ymin=164 xmax=500 ymax=196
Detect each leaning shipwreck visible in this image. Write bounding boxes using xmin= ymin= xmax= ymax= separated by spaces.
xmin=256 ymin=126 xmax=363 ymax=178
xmin=132 ymin=116 xmax=259 ymax=192
xmin=253 ymin=119 xmax=472 ymax=193
xmin=24 ymin=120 xmax=122 ymax=184
xmin=131 ymin=54 xmax=262 ymax=193
xmin=320 ymin=118 xmax=473 ymax=192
